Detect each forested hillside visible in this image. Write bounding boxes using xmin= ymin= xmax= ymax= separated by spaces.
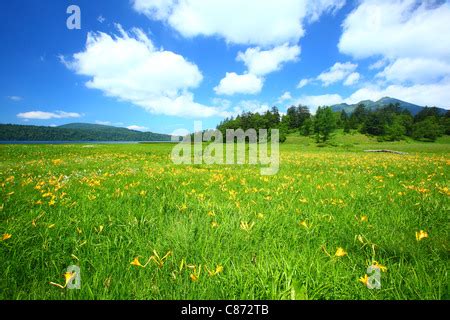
xmin=0 ymin=123 xmax=172 ymax=141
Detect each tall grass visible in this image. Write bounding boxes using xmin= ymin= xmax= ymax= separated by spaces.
xmin=0 ymin=136 xmax=448 ymax=299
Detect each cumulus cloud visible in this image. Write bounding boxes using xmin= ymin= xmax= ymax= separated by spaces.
xmin=17 ymin=111 xmax=82 ymax=120
xmin=95 ymin=120 xmax=124 ymax=126
xmin=369 ymin=59 xmax=387 ymax=70
xmin=149 ymin=1 xmax=344 ymax=97
xmin=343 ymin=72 xmax=360 ymax=86
xmin=127 ymin=125 xmax=150 ymax=132
xmin=317 ymin=62 xmax=358 ymax=86
xmin=133 ymin=0 xmax=345 ymax=47
xmin=346 ymin=81 xmax=450 ymax=108
xmin=277 ymin=91 xmax=293 ymax=103
xmin=307 ymin=0 xmax=346 ymax=22
xmin=339 ymin=0 xmax=450 ymax=60
xmin=296 ymin=79 xmax=450 ymax=110
xmin=214 ymin=72 xmax=263 ymax=95
xmin=237 ymin=44 xmax=300 ymax=76
xmin=216 ymin=43 xmax=300 ymax=96
xmin=295 ymin=94 xmax=345 ymax=112
xmin=337 ymin=0 xmax=450 ymax=104
xmin=297 ymin=78 xmax=312 ymax=88
xmin=61 ymin=25 xmax=225 ymax=118
xmin=376 ymin=58 xmax=450 ymax=85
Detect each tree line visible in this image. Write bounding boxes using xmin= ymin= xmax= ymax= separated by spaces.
xmin=217 ymin=104 xmax=450 ymax=143
xmin=0 ymin=124 xmax=172 ymax=142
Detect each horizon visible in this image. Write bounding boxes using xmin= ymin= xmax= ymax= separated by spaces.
xmin=1 ymin=1 xmax=450 ymax=134
xmin=0 ymin=95 xmax=446 ymax=135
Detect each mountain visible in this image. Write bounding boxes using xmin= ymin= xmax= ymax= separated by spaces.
xmin=0 ymin=123 xmax=173 ymax=142
xmin=331 ymin=97 xmax=447 ymax=116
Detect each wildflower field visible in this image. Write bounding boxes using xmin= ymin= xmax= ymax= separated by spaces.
xmin=0 ymin=135 xmax=448 ymax=300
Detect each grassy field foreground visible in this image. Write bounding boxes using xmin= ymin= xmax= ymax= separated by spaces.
xmin=0 ymin=135 xmax=449 ymax=299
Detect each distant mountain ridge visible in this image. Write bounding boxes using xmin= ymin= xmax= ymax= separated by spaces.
xmin=0 ymin=123 xmax=173 ymax=142
xmin=331 ymin=97 xmax=447 ymax=116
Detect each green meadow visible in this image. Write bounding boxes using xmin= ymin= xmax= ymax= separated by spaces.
xmin=0 ymin=133 xmax=448 ymax=300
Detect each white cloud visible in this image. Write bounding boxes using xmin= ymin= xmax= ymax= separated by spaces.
xmin=277 ymin=91 xmax=292 ymax=103
xmin=237 ymin=44 xmax=300 ymax=76
xmin=376 ymin=58 xmax=450 ymax=84
xmin=211 ymin=97 xmax=232 ymax=110
xmin=133 ymin=0 xmax=345 ymax=46
xmin=95 ymin=120 xmax=124 ymax=126
xmin=297 ymin=78 xmax=312 ymax=88
xmin=295 ymin=79 xmax=450 ymax=110
xmin=317 ymin=62 xmax=358 ymax=86
xmin=127 ymin=125 xmax=150 ymax=132
xmin=95 ymin=120 xmax=112 ymax=125
xmin=343 ymin=72 xmax=360 ymax=86
xmin=132 ymin=0 xmax=176 ymax=20
xmin=307 ymin=0 xmax=346 ymax=22
xmin=339 ymin=0 xmax=450 ymax=61
xmin=62 ymin=25 xmax=225 ymax=118
xmin=214 ymin=72 xmax=263 ymax=95
xmin=346 ymin=81 xmax=450 ymax=108
xmin=337 ymin=1 xmax=450 ymax=107
xmin=217 ymin=43 xmax=300 ymax=96
xmin=8 ymin=96 xmax=23 ymax=101
xmin=17 ymin=111 xmax=82 ymax=120
xmin=296 ymin=94 xmax=345 ymax=111
xmin=369 ymin=59 xmax=387 ymax=70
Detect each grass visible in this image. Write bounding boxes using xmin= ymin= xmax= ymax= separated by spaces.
xmin=0 ymin=133 xmax=449 ymax=300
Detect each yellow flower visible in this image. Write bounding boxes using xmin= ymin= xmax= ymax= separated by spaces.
xmin=360 ymin=215 xmax=368 ymax=222
xmin=2 ymin=233 xmax=12 ymax=241
xmin=359 ymin=274 xmax=369 ymax=287
xmin=415 ymin=230 xmax=428 ymax=241
xmin=130 ymin=257 xmax=144 ymax=267
xmin=190 ymin=273 xmax=199 ymax=282
xmin=207 ymin=265 xmax=224 ymax=277
xmin=356 ymin=234 xmax=364 ymax=244
xmin=139 ymin=190 xmax=147 ymax=197
xmin=300 ymin=220 xmax=309 ymax=228
xmin=64 ymin=271 xmax=76 ymax=286
xmin=207 ymin=211 xmax=215 ymax=217
xmin=211 ymin=221 xmax=219 ymax=228
xmin=335 ymin=247 xmax=347 ymax=257
xmin=50 ymin=271 xmax=76 ymax=289
xmin=215 ymin=265 xmax=224 ymax=274
xmin=372 ymin=261 xmax=387 ymax=272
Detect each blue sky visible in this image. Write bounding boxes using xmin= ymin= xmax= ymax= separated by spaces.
xmin=1 ymin=0 xmax=449 ymax=134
